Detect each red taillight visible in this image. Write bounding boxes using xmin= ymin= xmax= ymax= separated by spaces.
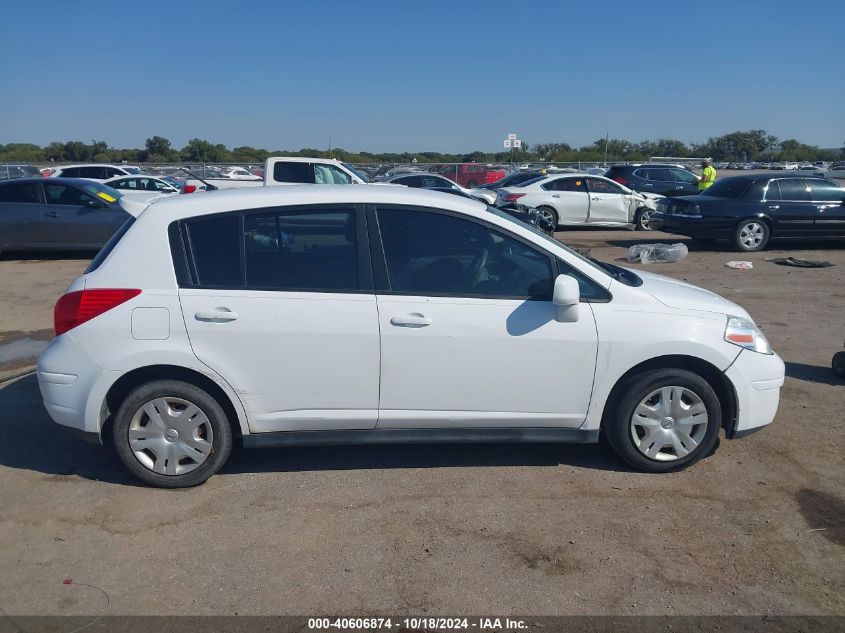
xmin=182 ymin=184 xmax=197 ymax=193
xmin=504 ymin=193 xmax=526 ymax=202
xmin=54 ymin=289 xmax=141 ymax=336
xmin=612 ymin=177 xmax=629 ymax=186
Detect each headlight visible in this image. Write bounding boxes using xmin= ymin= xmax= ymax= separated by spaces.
xmin=724 ymin=316 xmax=772 ymax=354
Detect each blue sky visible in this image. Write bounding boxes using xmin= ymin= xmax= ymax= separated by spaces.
xmin=1 ymin=0 xmax=842 ymax=152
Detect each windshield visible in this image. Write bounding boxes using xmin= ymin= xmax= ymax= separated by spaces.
xmin=342 ymin=163 xmax=371 ymax=183
xmin=80 ymin=181 xmax=124 ymax=202
xmin=700 ymin=178 xmax=751 ymax=199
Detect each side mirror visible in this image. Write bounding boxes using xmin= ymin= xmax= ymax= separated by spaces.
xmin=553 ymin=274 xmax=580 ymax=322
xmin=84 ymin=198 xmax=105 ymax=209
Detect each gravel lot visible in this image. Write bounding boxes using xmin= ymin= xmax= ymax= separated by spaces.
xmin=0 ymin=229 xmax=843 ymax=617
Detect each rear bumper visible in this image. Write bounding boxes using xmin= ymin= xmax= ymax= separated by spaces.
xmin=724 ymin=349 xmax=785 ymax=436
xmin=650 ymin=213 xmax=733 ymax=239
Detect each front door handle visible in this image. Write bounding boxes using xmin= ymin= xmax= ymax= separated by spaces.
xmin=768 ymin=205 xmax=780 ymax=210
xmin=591 ymin=197 xmax=600 ymax=201
xmin=45 ymin=211 xmax=60 ymax=218
xmin=390 ymin=313 xmax=432 ymax=327
xmin=551 ymin=194 xmax=560 ymax=198
xmin=195 ymin=308 xmax=239 ymax=323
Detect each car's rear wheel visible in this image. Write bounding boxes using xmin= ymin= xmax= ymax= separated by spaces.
xmin=604 ymin=369 xmax=721 ymax=472
xmin=112 ymin=380 xmax=232 ymax=488
xmin=734 ymin=219 xmax=770 ymax=251
xmin=536 ymin=206 xmax=559 ymax=228
xmin=832 ymin=351 xmax=845 ymax=379
xmin=634 ymin=207 xmax=653 ymax=231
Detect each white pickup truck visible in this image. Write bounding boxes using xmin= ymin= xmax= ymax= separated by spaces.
xmin=182 ymin=157 xmax=369 ymax=192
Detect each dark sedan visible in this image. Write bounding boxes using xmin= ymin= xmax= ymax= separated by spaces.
xmin=0 ymin=178 xmax=128 ymax=253
xmin=649 ymin=175 xmax=845 ymax=251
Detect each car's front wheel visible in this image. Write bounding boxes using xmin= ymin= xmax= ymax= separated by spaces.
xmin=536 ymin=205 xmax=559 ymax=228
xmin=634 ymin=207 xmax=653 ymax=231
xmin=733 ymin=219 xmax=770 ymax=251
xmin=604 ymin=369 xmax=721 ymax=472
xmin=112 ymin=380 xmax=233 ymax=488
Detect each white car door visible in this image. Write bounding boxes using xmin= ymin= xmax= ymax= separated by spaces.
xmin=543 ymin=177 xmax=589 ymax=223
xmin=585 ymin=177 xmax=631 ymax=224
xmin=177 ymin=206 xmax=381 ymax=433
xmin=373 ymin=205 xmax=599 ymax=428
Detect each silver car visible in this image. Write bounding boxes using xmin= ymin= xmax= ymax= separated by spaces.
xmin=0 ymin=178 xmax=129 ymax=253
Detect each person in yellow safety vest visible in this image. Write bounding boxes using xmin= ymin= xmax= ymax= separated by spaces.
xmin=696 ymin=159 xmax=717 ymax=191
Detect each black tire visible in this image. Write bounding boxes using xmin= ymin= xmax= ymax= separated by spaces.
xmin=733 ymin=219 xmax=770 ymax=252
xmin=536 ymin=206 xmax=559 ymax=228
xmin=833 ymin=351 xmax=845 ymax=379
xmin=604 ymin=368 xmax=722 ymax=473
xmin=112 ymin=380 xmax=233 ymax=488
xmin=634 ymin=207 xmax=653 ymax=231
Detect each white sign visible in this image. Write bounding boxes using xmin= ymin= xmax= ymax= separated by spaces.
xmin=508 ymin=133 xmax=517 ymax=140
xmin=512 ymin=139 xmax=522 ymax=148
xmin=503 ymin=140 xmax=512 ymax=148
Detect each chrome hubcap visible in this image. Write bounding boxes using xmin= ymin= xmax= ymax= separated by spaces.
xmin=630 ymin=386 xmax=708 ymax=462
xmin=739 ymin=223 xmax=765 ymax=248
xmin=539 ymin=208 xmax=556 ymax=224
xmin=128 ymin=397 xmax=213 ymax=476
xmin=639 ymin=210 xmax=652 ymax=229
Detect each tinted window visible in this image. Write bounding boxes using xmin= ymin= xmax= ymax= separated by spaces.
xmin=105 ymin=167 xmax=124 ymax=178
xmin=395 ymin=175 xmax=423 ymax=187
xmin=110 ymin=178 xmax=137 ymax=190
xmin=377 ymin=208 xmax=554 ymax=298
xmin=79 ymin=166 xmax=107 ymax=179
xmin=0 ymin=181 xmax=40 ymax=203
xmin=643 ymin=168 xmax=672 ymax=181
xmin=272 ymin=162 xmax=313 ymax=183
xmin=777 ymin=179 xmax=811 ymax=202
xmin=808 ymin=180 xmax=845 ymax=202
xmin=422 ymin=175 xmax=451 ymax=189
xmin=587 ymin=178 xmax=624 ymax=194
xmin=59 ymin=167 xmax=81 ymax=177
xmin=244 ymin=210 xmax=357 ymax=291
xmin=544 ymin=178 xmax=586 ymax=192
xmin=44 ymin=183 xmax=91 ymax=205
xmin=763 ymin=180 xmax=781 ymax=201
xmin=186 ymin=215 xmax=242 ymax=286
xmin=700 ymin=178 xmax=751 ymax=199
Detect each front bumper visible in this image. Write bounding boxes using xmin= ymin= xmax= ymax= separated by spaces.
xmin=724 ymin=348 xmax=785 ymax=436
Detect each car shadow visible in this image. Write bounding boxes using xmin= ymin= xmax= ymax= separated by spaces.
xmin=0 ymin=374 xmax=633 ymax=486
xmin=785 ymin=361 xmax=843 ymax=386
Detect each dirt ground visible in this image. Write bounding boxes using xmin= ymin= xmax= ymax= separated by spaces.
xmin=0 ymin=230 xmax=843 ymax=617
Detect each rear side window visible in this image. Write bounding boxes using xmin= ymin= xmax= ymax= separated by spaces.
xmin=185 ymin=215 xmax=242 ymax=286
xmin=59 ymin=167 xmax=81 ymax=177
xmin=395 ymin=175 xmax=423 ymax=187
xmin=544 ymin=178 xmax=586 ymax=192
xmin=272 ymin=162 xmax=313 ymax=184
xmin=777 ymin=179 xmax=811 ymax=202
xmin=244 ymin=210 xmax=358 ymax=291
xmin=0 ymin=181 xmax=40 ymax=203
xmin=79 ymin=166 xmax=107 ymax=179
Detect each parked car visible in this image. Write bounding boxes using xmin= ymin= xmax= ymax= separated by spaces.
xmin=426 ymin=187 xmax=555 ymax=234
xmin=264 ymin=157 xmax=369 ymax=186
xmin=473 ymin=171 xmax=544 ymax=193
xmin=783 ymin=162 xmax=799 ymax=171
xmin=104 ymin=175 xmax=180 ymax=196
xmin=219 ymin=167 xmax=262 ymax=180
xmin=37 ymin=185 xmax=784 ymax=487
xmin=440 ymin=163 xmax=507 ymax=189
xmin=379 ymin=172 xmax=495 ymax=204
xmin=0 ymin=164 xmax=43 ymax=180
xmin=496 ymin=174 xmax=662 ymax=229
xmin=649 ymin=175 xmax=845 ymax=251
xmin=605 ymin=164 xmax=701 ymax=197
xmin=50 ymin=164 xmax=144 ymax=181
xmin=0 ymin=178 xmax=135 ymax=253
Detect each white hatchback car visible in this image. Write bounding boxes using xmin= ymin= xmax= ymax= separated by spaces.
xmin=37 ymin=186 xmax=784 ymax=487
xmin=103 ymin=175 xmax=180 ymax=196
xmin=497 ymin=174 xmax=662 ymax=230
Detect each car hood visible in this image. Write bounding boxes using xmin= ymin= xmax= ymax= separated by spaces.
xmin=631 ymin=269 xmax=751 ymax=319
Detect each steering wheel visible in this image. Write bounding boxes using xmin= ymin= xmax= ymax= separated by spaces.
xmin=467 ymin=248 xmax=489 ymax=287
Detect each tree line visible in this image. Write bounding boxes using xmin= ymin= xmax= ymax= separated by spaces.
xmin=1 ymin=130 xmax=841 ymax=165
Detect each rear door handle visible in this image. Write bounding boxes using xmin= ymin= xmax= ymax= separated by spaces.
xmin=768 ymin=205 xmax=780 ymax=210
xmin=390 ymin=313 xmax=432 ymax=327
xmin=45 ymin=211 xmax=60 ymax=218
xmin=195 ymin=308 xmax=239 ymax=323
xmin=551 ymin=194 xmax=560 ymax=198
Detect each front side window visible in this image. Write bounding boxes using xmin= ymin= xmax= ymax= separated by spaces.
xmin=671 ymin=169 xmax=698 ymax=184
xmin=587 ymin=178 xmax=624 ymax=194
xmin=0 ymin=182 xmax=40 ymax=203
xmin=44 ymin=183 xmax=93 ymax=206
xmin=59 ymin=167 xmax=81 ymax=178
xmin=79 ymin=166 xmax=107 ymax=179
xmin=244 ymin=210 xmax=358 ymax=291
xmin=643 ymin=168 xmax=672 ymax=182
xmin=111 ymin=178 xmax=138 ymax=190
xmin=377 ymin=208 xmax=554 ymax=299
xmin=777 ymin=179 xmax=811 ymax=202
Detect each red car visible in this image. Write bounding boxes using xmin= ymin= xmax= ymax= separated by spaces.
xmin=443 ymin=163 xmax=506 ymax=188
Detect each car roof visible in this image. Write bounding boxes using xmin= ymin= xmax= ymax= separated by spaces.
xmin=0 ymin=177 xmax=100 ymax=186
xmin=140 ymin=184 xmax=487 ymax=221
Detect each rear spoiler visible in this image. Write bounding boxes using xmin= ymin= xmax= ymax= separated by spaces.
xmin=118 ymin=193 xmax=164 ymax=217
